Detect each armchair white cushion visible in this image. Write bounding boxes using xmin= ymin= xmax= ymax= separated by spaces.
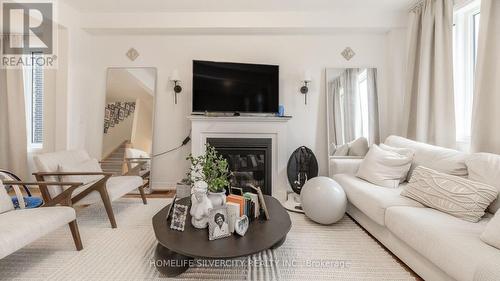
xmin=125 ymin=148 xmax=151 ymax=173
xmin=0 ymin=206 xmax=76 ymax=259
xmin=59 ymin=158 xmax=104 ymax=185
xmin=0 ymin=182 xmax=14 ymax=214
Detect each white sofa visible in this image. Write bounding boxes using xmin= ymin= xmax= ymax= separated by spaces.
xmin=0 ymin=181 xmax=81 ymax=259
xmin=331 ymin=136 xmax=500 ymax=281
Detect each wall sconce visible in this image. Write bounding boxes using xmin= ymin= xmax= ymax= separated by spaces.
xmin=170 ymin=70 xmax=182 ymax=104
xmin=300 ymin=70 xmax=312 ymax=105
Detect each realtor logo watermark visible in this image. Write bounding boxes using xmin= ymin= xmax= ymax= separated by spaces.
xmin=1 ymin=0 xmax=58 ymax=68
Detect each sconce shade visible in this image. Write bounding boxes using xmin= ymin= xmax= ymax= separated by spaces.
xmin=170 ymin=70 xmax=180 ymax=81
xmin=303 ymin=70 xmax=312 ymax=82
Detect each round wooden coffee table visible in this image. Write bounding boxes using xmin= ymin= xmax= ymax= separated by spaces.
xmin=152 ymin=195 xmax=291 ymax=276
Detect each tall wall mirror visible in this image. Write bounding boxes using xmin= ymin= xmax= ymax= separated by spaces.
xmin=326 ymin=68 xmax=379 ymax=156
xmin=101 ymin=67 xmax=157 ymax=193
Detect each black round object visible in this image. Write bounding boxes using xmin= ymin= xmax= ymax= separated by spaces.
xmin=300 ymin=85 xmax=309 ymax=94
xmin=287 ymin=146 xmax=319 ymax=194
xmin=174 ymin=85 xmax=182 ymax=93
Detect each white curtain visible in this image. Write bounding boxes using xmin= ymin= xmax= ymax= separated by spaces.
xmin=330 ymin=77 xmax=344 ymax=144
xmin=366 ymin=68 xmax=380 ymax=145
xmin=404 ymin=0 xmax=456 ymax=148
xmin=0 ymin=69 xmax=29 ymax=179
xmin=471 ymin=0 xmax=500 ymax=153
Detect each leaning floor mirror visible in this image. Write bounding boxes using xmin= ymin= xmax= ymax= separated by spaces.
xmin=101 ymin=67 xmax=157 ymax=193
xmin=325 ymin=68 xmax=380 ymax=157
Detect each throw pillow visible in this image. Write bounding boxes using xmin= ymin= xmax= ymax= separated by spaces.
xmin=379 ymin=144 xmax=415 ymax=183
xmin=348 ymin=137 xmax=369 ymax=156
xmin=59 ymin=158 xmax=104 ymax=185
xmin=356 ymin=144 xmax=413 ymax=188
xmin=402 ymin=166 xmax=498 ymax=222
xmin=466 ymin=153 xmax=500 ymax=214
xmin=0 ymin=181 xmax=15 ymax=214
xmin=333 ymin=143 xmax=349 ymax=156
xmin=481 ymin=211 xmax=500 ymax=250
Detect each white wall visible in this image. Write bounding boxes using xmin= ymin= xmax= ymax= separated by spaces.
xmin=70 ymin=32 xmax=407 ymax=189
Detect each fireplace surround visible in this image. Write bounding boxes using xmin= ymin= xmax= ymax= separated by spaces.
xmin=189 ymin=115 xmax=291 ymax=201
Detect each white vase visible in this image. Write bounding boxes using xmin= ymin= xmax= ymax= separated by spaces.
xmin=190 ymin=181 xmax=212 ymax=229
xmin=208 ymin=190 xmax=226 ymax=207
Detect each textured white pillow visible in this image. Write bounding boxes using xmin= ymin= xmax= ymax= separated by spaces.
xmin=356 ymin=144 xmax=414 ymax=188
xmin=481 ymin=212 xmax=500 ymax=249
xmin=0 ymin=181 xmax=14 ymax=214
xmin=348 ymin=137 xmax=369 ymax=156
xmin=59 ymin=158 xmax=104 ymax=185
xmin=466 ymin=153 xmax=500 ymax=214
xmin=402 ymin=166 xmax=498 ymax=222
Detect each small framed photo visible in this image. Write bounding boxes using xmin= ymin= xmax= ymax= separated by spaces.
xmin=105 ymin=108 xmax=111 ymax=120
xmin=170 ymin=203 xmax=188 ymax=231
xmin=118 ymin=109 xmax=125 ymax=120
xmin=208 ymin=206 xmax=231 ymax=240
xmin=125 ymin=103 xmax=130 ymax=111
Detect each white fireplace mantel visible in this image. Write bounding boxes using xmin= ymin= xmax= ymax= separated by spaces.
xmin=188 ymin=115 xmax=292 ymax=202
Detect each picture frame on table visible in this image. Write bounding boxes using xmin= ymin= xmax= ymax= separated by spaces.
xmin=170 ymin=202 xmax=188 ymax=232
xmin=208 ymin=206 xmax=231 ymax=240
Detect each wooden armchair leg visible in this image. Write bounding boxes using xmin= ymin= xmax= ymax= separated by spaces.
xmin=138 ymin=185 xmax=147 ymax=205
xmin=68 ymin=220 xmax=83 ymax=251
xmin=97 ymin=186 xmax=117 ymax=228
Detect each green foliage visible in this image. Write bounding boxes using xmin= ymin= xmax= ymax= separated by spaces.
xmin=186 ymin=144 xmax=230 ymax=193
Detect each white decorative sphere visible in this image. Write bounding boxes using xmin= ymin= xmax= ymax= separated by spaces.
xmin=300 ymin=177 xmax=347 ymax=224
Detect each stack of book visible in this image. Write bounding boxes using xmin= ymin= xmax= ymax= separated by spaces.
xmin=227 ymin=193 xmax=260 ymax=220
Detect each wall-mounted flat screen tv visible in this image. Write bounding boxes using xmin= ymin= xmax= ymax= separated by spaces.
xmin=192 ymin=60 xmax=279 ymax=113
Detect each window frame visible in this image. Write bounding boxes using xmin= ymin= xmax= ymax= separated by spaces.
xmin=23 ymin=52 xmax=44 ymax=150
xmin=453 ymin=0 xmax=481 ymax=149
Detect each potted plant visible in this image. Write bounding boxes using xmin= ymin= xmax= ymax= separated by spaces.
xmin=187 ymin=144 xmax=230 ymax=207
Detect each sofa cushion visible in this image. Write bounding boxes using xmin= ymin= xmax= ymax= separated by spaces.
xmin=333 ymin=143 xmax=349 ymax=156
xmin=466 ymin=153 xmax=500 ymax=214
xmin=356 ymin=144 xmax=413 ymax=188
xmin=0 ymin=206 xmax=76 ymax=259
xmin=481 ymin=211 xmax=500 ymax=250
xmin=384 ymin=135 xmax=468 ymax=178
xmin=73 ymin=176 xmax=143 ymax=206
xmin=348 ymin=137 xmax=369 ymax=156
xmin=402 ymin=166 xmax=498 ymax=222
xmin=0 ymin=181 xmax=14 ymax=214
xmin=332 ymin=174 xmax=423 ymax=226
xmin=385 ymin=206 xmax=500 ymax=281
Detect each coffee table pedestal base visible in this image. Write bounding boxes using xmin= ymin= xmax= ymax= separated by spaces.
xmin=155 ymin=244 xmax=193 ymax=277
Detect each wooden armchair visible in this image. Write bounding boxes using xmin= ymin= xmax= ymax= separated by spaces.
xmin=0 ymin=178 xmax=84 ymax=258
xmin=34 ymin=150 xmax=147 ymax=229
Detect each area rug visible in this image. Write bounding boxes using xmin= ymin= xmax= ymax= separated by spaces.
xmin=0 ymin=198 xmax=416 ymax=281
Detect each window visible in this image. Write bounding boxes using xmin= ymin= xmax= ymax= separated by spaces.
xmin=23 ymin=52 xmax=44 ymax=149
xmin=453 ymin=0 xmax=480 ymax=150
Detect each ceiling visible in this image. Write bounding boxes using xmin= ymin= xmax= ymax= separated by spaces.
xmin=61 ymin=0 xmax=415 ymax=13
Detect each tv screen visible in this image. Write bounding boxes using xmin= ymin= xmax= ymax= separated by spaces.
xmin=192 ymin=60 xmax=279 ymax=113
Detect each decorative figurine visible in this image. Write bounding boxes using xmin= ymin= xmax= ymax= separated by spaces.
xmin=190 ymin=181 xmax=213 ymax=229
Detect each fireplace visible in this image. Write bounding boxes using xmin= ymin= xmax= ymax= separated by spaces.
xmin=207 ymin=138 xmax=272 ymax=195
